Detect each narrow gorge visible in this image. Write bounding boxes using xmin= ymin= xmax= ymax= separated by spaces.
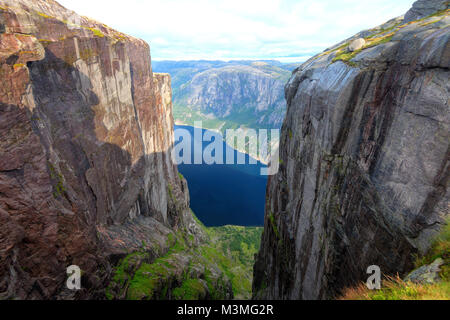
xmin=0 ymin=0 xmax=448 ymax=302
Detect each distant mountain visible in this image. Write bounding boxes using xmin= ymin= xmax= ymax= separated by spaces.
xmin=153 ymin=60 xmax=299 ymax=130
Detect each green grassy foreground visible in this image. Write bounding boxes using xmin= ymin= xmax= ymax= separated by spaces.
xmin=204 ymin=225 xmax=263 ymax=299
xmin=106 ymin=212 xmax=263 ymax=300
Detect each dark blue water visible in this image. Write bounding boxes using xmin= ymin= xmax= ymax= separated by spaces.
xmin=174 ymin=125 xmax=267 ymax=227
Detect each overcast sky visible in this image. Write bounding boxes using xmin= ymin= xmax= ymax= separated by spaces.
xmin=57 ymin=0 xmax=415 ymax=62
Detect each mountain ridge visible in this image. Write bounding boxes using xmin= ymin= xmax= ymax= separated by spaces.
xmin=153 ymin=60 xmax=298 ymax=131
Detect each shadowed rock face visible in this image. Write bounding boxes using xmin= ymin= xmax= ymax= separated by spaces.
xmin=254 ymin=2 xmax=449 ymax=300
xmin=0 ymin=0 xmax=230 ymax=299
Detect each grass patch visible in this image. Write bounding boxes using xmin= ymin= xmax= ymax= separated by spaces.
xmin=414 ymin=218 xmax=450 ymax=281
xmin=13 ymin=63 xmax=25 ymax=70
xmin=36 ymin=11 xmax=54 ymax=19
xmin=127 ymin=258 xmax=175 ymax=300
xmin=108 ymin=210 xmax=262 ymax=300
xmin=340 ymin=219 xmax=450 ymax=300
xmin=85 ymin=27 xmax=105 ymax=38
xmin=269 ymin=212 xmax=280 ymax=240
xmin=331 ymin=9 xmax=450 ymax=66
xmin=202 ymin=224 xmax=263 ymax=299
xmin=167 ymin=184 xmax=175 ymax=202
xmin=173 ymin=279 xmax=206 ymax=300
xmin=38 ymin=39 xmax=53 ymax=46
xmin=332 ymin=33 xmax=394 ymax=65
xmin=111 ymin=233 xmax=188 ymax=300
xmin=340 ymin=276 xmax=449 ymax=300
xmin=48 ymin=162 xmax=66 ymax=198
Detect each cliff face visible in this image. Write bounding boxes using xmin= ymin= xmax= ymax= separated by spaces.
xmin=162 ymin=61 xmax=291 ymax=129
xmin=0 ymin=0 xmax=230 ymax=299
xmin=254 ymin=0 xmax=449 ymax=300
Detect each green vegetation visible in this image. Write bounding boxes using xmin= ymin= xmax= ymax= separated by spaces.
xmin=204 ymin=225 xmax=263 ymax=299
xmin=174 ymin=102 xmax=281 ymax=134
xmin=106 ymin=251 xmax=148 ymax=299
xmin=340 ymin=219 xmax=450 ymax=300
xmin=268 ymin=212 xmax=280 ymax=240
xmin=79 ymin=48 xmax=97 ymax=61
xmin=165 ymin=60 xmax=292 ymax=135
xmin=48 ymin=162 xmax=66 ymax=198
xmin=127 ymin=255 xmax=175 ymax=300
xmin=85 ymin=27 xmax=105 ymax=38
xmin=34 ymin=8 xmax=106 ymax=39
xmin=13 ymin=63 xmax=25 ymax=69
xmin=341 ymin=277 xmax=449 ymax=300
xmin=416 ymin=8 xmax=450 ymax=23
xmin=415 ymin=8 xmax=450 ymax=27
xmin=173 ymin=104 xmax=226 ymax=131
xmin=332 ymin=9 xmax=450 ymax=66
xmin=172 ymin=279 xmax=206 ymax=300
xmin=36 ymin=11 xmax=54 ymax=19
xmin=38 ymin=39 xmax=53 ymax=46
xmin=332 ymin=32 xmax=395 ymax=66
xmin=167 ymin=183 xmax=174 ymax=201
xmin=107 ymin=231 xmax=206 ymax=300
xmin=106 ymin=212 xmax=263 ymax=300
xmin=414 ymin=218 xmax=450 ymax=281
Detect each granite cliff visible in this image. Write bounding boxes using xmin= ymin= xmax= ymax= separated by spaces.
xmin=153 ymin=60 xmax=293 ymax=130
xmin=0 ymin=0 xmax=231 ymax=299
xmin=254 ymin=0 xmax=449 ymax=300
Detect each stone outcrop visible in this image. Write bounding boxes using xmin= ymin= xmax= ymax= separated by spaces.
xmin=404 ymin=258 xmax=444 ymax=284
xmin=254 ymin=1 xmax=449 ymax=300
xmin=404 ymin=0 xmax=449 ymax=22
xmin=0 ymin=0 xmax=230 ymax=299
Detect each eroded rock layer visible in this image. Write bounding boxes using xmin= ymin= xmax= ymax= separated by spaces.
xmin=0 ymin=0 xmax=230 ymax=299
xmin=254 ymin=0 xmax=449 ymax=300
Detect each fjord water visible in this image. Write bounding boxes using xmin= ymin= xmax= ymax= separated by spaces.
xmin=174 ymin=125 xmax=267 ymax=227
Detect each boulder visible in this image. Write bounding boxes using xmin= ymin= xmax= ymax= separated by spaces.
xmin=348 ymin=38 xmax=366 ymax=52
xmin=404 ymin=258 xmax=444 ymax=284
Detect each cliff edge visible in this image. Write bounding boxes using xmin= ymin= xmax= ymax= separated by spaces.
xmin=254 ymin=0 xmax=449 ymax=300
xmin=0 ymin=0 xmax=231 ymax=299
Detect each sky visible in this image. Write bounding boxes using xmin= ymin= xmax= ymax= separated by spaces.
xmin=57 ymin=0 xmax=415 ymax=62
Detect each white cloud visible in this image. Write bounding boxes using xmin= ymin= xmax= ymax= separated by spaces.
xmin=56 ymin=0 xmax=415 ymax=60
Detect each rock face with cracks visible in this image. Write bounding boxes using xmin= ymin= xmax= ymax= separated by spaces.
xmin=254 ymin=0 xmax=449 ymax=300
xmin=0 ymin=0 xmax=231 ymax=299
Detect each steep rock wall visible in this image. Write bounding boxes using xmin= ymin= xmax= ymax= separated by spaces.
xmin=176 ymin=64 xmax=290 ymax=128
xmin=254 ymin=1 xmax=449 ymax=300
xmin=0 ymin=0 xmax=228 ymax=299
